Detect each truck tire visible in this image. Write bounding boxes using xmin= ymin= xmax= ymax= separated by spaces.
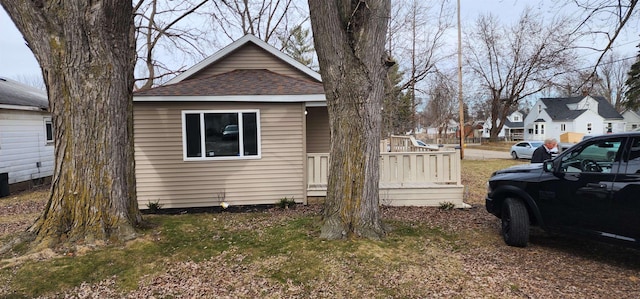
xmin=501 ymin=197 xmax=529 ymax=247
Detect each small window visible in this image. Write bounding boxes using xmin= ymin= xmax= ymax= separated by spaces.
xmin=44 ymin=118 xmax=53 ymax=144
xmin=587 ymin=122 xmax=592 ymax=132
xmin=632 ymin=124 xmax=638 ymax=129
xmin=182 ymin=110 xmax=260 ymax=160
xmin=624 ymin=137 xmax=640 ymax=174
xmin=561 ymin=123 xmax=566 ymax=131
xmin=513 ymin=116 xmax=520 ymax=122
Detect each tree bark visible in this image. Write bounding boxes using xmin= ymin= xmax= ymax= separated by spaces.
xmin=308 ymin=0 xmax=390 ymax=240
xmin=1 ymin=1 xmax=142 ymax=248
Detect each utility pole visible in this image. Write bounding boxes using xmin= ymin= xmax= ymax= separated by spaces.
xmin=457 ymin=0 xmax=465 ymax=159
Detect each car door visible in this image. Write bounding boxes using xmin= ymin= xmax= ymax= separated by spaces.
xmin=610 ymin=136 xmax=640 ymax=243
xmin=536 ymin=136 xmax=624 ymax=236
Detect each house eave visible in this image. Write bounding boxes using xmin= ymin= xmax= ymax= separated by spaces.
xmin=0 ymin=104 xmax=48 ymax=112
xmin=133 ymin=94 xmax=327 ymax=103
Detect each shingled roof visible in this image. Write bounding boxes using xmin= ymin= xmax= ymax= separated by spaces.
xmin=135 ymin=69 xmax=324 ymax=97
xmin=0 ymin=77 xmax=48 ymax=110
xmin=540 ymin=96 xmax=623 ymax=121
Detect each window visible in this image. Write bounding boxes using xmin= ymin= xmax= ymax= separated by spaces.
xmin=182 ymin=110 xmax=260 ymax=160
xmin=624 ymin=137 xmax=640 ymax=174
xmin=560 ymin=137 xmax=623 ymax=173
xmin=538 ymin=105 xmax=542 ymax=113
xmin=587 ymin=122 xmax=592 ymax=132
xmin=513 ymin=115 xmax=520 ymax=122
xmin=632 ymin=124 xmax=638 ymax=130
xmin=561 ymin=123 xmax=566 ymax=131
xmin=44 ymin=118 xmax=53 ymax=144
xmin=540 ymin=124 xmax=545 ymax=134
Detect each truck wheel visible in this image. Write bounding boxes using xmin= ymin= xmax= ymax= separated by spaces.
xmin=501 ymin=197 xmax=529 ymax=247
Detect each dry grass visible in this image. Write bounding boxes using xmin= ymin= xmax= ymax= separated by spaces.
xmin=1 ymin=163 xmax=640 ymax=298
xmin=462 ymin=159 xmax=527 ymax=205
xmin=471 ymin=141 xmax=517 ymax=152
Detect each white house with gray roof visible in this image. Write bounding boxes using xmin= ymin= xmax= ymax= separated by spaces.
xmin=523 ymin=95 xmax=625 ymax=141
xmin=0 ymin=77 xmax=53 ymax=194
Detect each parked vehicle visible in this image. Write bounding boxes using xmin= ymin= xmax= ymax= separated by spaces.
xmin=509 ymin=141 xmax=543 ymax=160
xmin=486 ymin=132 xmax=640 ymax=248
xmin=222 ymin=124 xmax=238 ymax=139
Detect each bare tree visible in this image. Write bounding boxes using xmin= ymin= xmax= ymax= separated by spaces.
xmin=568 ymin=1 xmax=638 ymax=76
xmin=134 ymin=0 xmax=212 ymax=89
xmin=597 ymin=52 xmax=633 ymax=110
xmin=386 ymin=0 xmax=454 ymax=129
xmin=308 ymin=0 xmax=390 ymax=240
xmin=422 ymin=70 xmax=458 ymax=139
xmin=0 ymin=1 xmax=141 ymax=249
xmin=211 ymin=0 xmax=306 ymax=47
xmin=466 ymin=9 xmax=578 ymax=141
xmin=13 ymin=74 xmax=46 ymax=90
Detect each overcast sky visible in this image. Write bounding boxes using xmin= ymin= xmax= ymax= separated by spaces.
xmin=1 ymin=1 xmax=638 ymax=87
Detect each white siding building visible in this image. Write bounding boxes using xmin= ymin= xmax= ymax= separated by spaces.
xmin=524 ymin=96 xmax=625 ymax=141
xmin=0 ymin=77 xmax=53 ymax=192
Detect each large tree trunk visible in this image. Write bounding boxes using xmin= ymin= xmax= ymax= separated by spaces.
xmin=308 ymin=0 xmax=390 ymax=239
xmin=1 ymin=1 xmax=142 ymax=248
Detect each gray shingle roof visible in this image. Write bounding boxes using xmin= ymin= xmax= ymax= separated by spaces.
xmin=540 ymin=96 xmax=622 ymax=121
xmin=135 ymin=69 xmax=325 ymax=97
xmin=503 ymin=120 xmax=524 ymax=128
xmin=0 ymin=77 xmax=48 ymax=109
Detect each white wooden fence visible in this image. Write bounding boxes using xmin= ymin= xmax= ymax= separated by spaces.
xmin=306 ymin=149 xmax=465 ymax=206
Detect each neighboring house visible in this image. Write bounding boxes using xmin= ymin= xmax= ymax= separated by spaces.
xmin=523 ymin=96 xmax=625 ymax=141
xmin=482 ymin=110 xmax=527 ymax=141
xmin=133 ymin=34 xmax=465 ymax=209
xmin=622 ymin=109 xmax=640 ymax=131
xmin=0 ymin=77 xmax=54 ymax=194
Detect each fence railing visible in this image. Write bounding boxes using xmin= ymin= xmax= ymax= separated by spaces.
xmin=307 ymin=150 xmax=462 ymax=191
xmin=383 ymin=135 xmax=439 ymax=152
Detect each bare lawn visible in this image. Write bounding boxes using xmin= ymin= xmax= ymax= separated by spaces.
xmin=1 ymin=160 xmax=639 ymax=298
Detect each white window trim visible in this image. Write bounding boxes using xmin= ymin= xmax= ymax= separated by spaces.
xmin=181 ymin=109 xmax=262 ymax=161
xmin=44 ymin=117 xmax=54 ymax=145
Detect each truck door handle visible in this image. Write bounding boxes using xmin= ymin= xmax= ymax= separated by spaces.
xmin=586 ymin=183 xmax=607 ymax=189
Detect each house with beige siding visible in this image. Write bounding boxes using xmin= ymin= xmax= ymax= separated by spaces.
xmin=133 ymin=34 xmax=465 ymax=210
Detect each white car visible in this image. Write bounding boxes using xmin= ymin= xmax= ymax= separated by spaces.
xmin=510 ymin=141 xmax=544 ymax=160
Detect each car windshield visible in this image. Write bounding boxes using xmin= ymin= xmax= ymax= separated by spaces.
xmin=530 ymin=142 xmax=543 ymax=147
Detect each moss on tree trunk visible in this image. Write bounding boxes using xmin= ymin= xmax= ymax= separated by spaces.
xmin=309 ymin=0 xmax=390 ymax=240
xmin=1 ymin=0 xmax=142 ymax=248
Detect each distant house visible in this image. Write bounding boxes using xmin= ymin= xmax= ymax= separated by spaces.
xmin=482 ymin=110 xmax=527 ymax=141
xmin=0 ymin=77 xmax=53 ymax=194
xmin=523 ymin=96 xmax=624 ymax=141
xmin=622 ymin=109 xmax=640 ymax=131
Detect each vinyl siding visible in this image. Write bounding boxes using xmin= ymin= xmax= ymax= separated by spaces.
xmin=134 ymin=101 xmax=305 ymax=209
xmin=189 ymin=43 xmax=315 ymax=82
xmin=0 ymin=110 xmax=54 ymax=184
xmin=305 ymin=107 xmax=330 ymax=153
